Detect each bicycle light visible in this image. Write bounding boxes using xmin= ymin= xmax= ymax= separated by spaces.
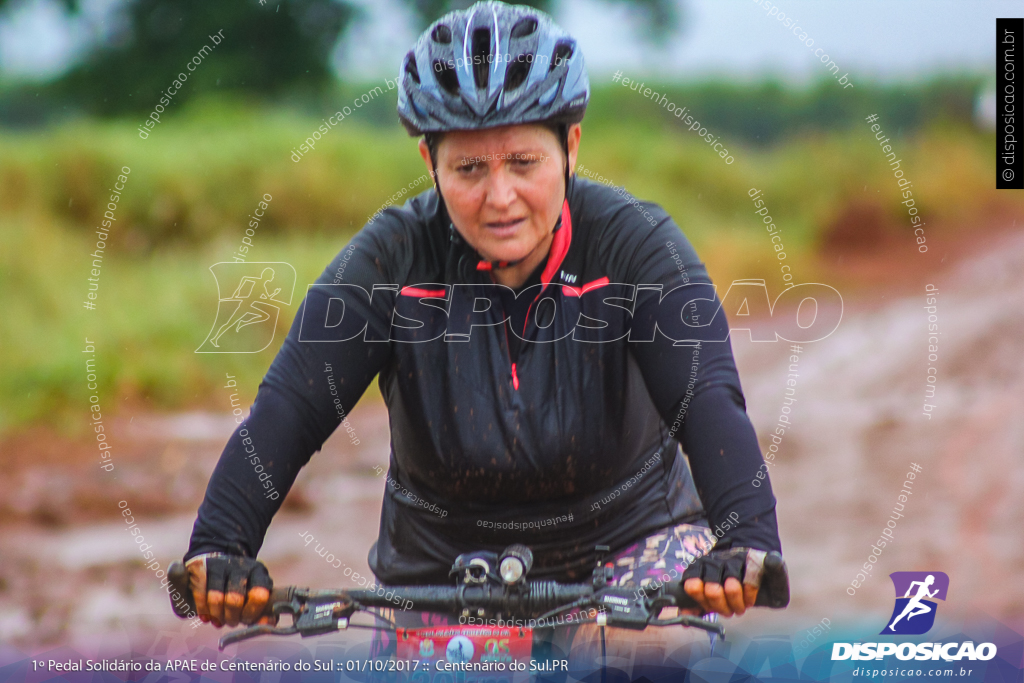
xmin=450 ymin=551 xmax=500 ymax=584
xmin=499 ymin=544 xmax=534 ymax=585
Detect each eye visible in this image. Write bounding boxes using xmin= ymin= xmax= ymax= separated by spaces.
xmin=511 ymin=155 xmax=538 ymax=169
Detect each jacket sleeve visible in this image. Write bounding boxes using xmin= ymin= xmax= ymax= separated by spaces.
xmin=185 ymin=216 xmax=411 ymax=560
xmin=603 ymin=206 xmax=782 ymax=553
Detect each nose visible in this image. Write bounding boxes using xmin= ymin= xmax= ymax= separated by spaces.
xmin=484 ymin=165 xmax=516 ymax=213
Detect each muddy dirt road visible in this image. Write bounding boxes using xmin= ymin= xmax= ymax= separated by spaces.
xmin=2 ymin=229 xmax=1022 ymax=653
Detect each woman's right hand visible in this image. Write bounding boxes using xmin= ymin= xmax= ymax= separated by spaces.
xmin=185 ymin=554 xmax=275 ymax=627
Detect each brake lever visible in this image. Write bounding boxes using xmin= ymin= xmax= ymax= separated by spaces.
xmin=643 ymin=592 xmax=725 ymax=635
xmin=220 ymin=623 xmax=299 ymax=649
xmin=218 ymin=593 xmax=305 ymax=650
xmin=649 ymin=615 xmax=725 ymax=636
xmin=218 ymin=591 xmax=358 ymax=650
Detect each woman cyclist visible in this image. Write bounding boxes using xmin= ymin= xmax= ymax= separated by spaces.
xmin=181 ymin=0 xmax=785 ymax=655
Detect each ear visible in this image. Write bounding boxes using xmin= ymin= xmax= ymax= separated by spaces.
xmin=418 ymin=138 xmax=437 ymax=180
xmin=567 ymin=124 xmax=582 ymax=175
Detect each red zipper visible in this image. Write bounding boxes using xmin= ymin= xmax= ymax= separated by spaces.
xmin=496 ymin=197 xmax=572 ymax=393
xmin=497 ymin=299 xmax=520 ymax=392
xmin=502 ymin=283 xmax=557 ymax=392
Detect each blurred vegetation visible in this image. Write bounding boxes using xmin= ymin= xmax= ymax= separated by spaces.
xmin=0 ymin=0 xmax=678 ymax=121
xmin=588 ymin=74 xmax=985 ymax=145
xmin=0 ymin=0 xmax=354 ymax=117
xmin=0 ymin=77 xmax=1016 ymax=436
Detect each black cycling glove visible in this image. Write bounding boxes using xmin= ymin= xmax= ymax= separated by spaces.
xmin=681 ymin=548 xmax=790 ymax=608
xmin=169 ymin=554 xmax=274 ymax=621
xmin=191 ymin=553 xmax=273 ymax=596
xmin=210 ymin=554 xmax=273 ymax=596
xmin=682 ymin=547 xmax=758 ymax=586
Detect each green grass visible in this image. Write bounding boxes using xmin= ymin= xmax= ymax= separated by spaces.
xmin=0 ymin=100 xmax=1015 ymax=435
xmin=0 ymin=217 xmax=358 ymax=435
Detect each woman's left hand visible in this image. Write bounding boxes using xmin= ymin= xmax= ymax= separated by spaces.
xmin=680 ymin=547 xmax=768 ymax=617
xmin=682 ymin=576 xmax=759 ymax=617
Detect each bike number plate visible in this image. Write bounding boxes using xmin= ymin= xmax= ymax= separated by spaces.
xmin=397 ymin=625 xmax=532 ymax=678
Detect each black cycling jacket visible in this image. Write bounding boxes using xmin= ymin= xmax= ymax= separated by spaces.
xmin=187 ymin=177 xmax=781 ymax=584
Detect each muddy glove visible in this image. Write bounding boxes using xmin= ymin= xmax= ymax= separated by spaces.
xmin=178 ymin=553 xmax=274 ymax=627
xmin=679 ymin=548 xmax=789 ymax=616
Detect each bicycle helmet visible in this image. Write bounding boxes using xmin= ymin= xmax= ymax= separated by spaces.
xmin=398 ymin=2 xmax=589 ymax=272
xmin=397 ymin=1 xmax=589 ymax=136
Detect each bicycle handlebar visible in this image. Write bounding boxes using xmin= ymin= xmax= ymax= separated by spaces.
xmin=168 ymin=551 xmax=789 ymax=650
xmin=321 ymin=551 xmax=789 ymax=614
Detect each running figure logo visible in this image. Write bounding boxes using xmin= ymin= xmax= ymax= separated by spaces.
xmin=196 ymin=262 xmax=296 ymax=353
xmin=881 ymin=571 xmax=949 ymax=635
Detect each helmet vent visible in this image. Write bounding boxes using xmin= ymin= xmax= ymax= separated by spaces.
xmin=510 ymin=17 xmax=538 ymax=39
xmin=431 ymin=24 xmax=452 ymax=44
xmin=503 ymin=54 xmax=531 ymax=91
xmin=550 ymin=41 xmax=574 ymax=71
xmin=433 ymin=60 xmax=461 ymax=96
xmin=404 ymin=52 xmax=420 ymax=84
xmin=471 ymin=28 xmax=491 ymax=89
xmin=396 ymin=4 xmax=590 ymax=136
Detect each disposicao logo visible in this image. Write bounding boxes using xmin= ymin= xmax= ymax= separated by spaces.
xmin=831 ymin=642 xmax=997 ymax=662
xmin=196 ymin=262 xmax=296 ymax=353
xmin=882 ymin=571 xmax=948 ymax=635
xmin=831 ymin=572 xmax=997 ymax=662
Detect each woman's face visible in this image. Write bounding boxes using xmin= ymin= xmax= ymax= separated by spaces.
xmin=419 ymin=123 xmax=580 ymax=268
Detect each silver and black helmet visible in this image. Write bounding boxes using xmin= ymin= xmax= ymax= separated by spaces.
xmin=397 ymin=1 xmax=590 ymax=135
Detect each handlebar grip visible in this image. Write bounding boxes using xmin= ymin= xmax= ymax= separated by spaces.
xmin=758 ymin=551 xmax=790 ymax=608
xmin=262 ymin=586 xmax=295 ymax=618
xmin=168 ymin=561 xmax=198 ymax=618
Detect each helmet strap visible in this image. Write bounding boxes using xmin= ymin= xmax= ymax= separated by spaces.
xmin=557 ymin=122 xmax=572 ymax=201
xmin=425 ymin=132 xmax=443 ymax=191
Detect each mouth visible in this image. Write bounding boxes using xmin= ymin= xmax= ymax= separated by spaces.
xmin=483 ymin=216 xmax=527 ymax=237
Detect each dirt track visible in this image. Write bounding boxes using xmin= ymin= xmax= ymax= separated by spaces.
xmin=733 ymin=228 xmax=1024 ymax=640
xmin=2 ymin=228 xmax=1023 ymax=651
